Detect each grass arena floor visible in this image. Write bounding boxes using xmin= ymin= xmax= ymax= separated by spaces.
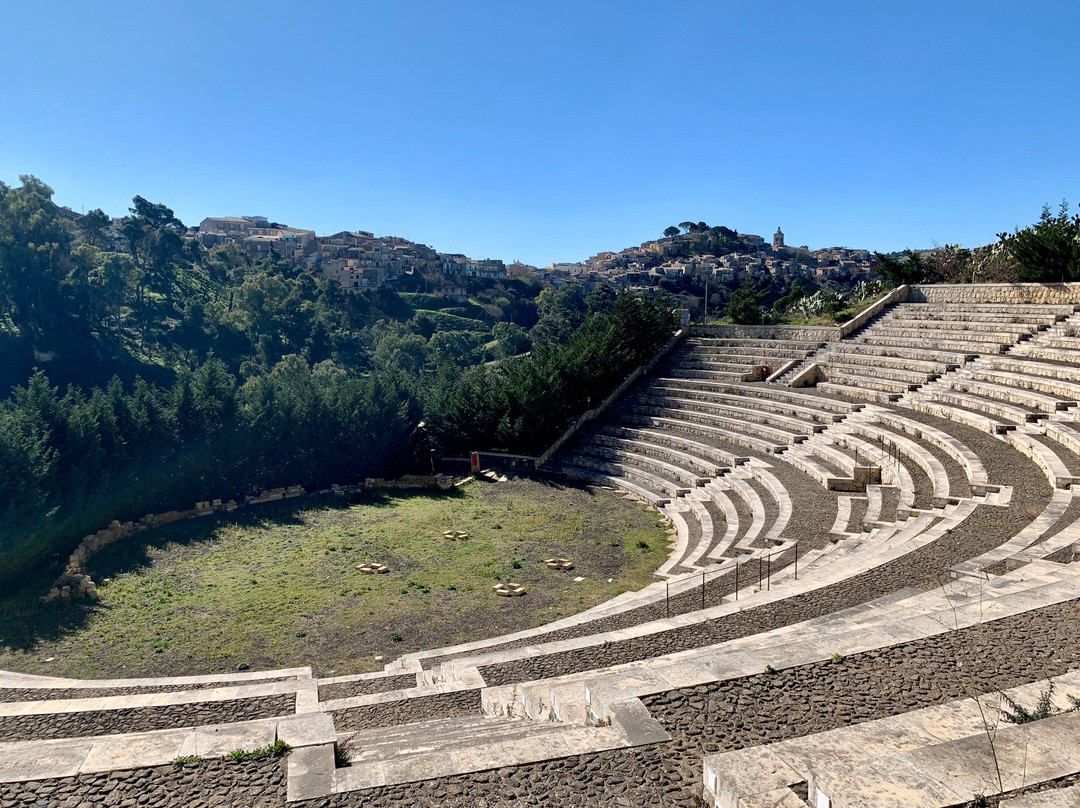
xmin=0 ymin=477 xmax=669 ymax=679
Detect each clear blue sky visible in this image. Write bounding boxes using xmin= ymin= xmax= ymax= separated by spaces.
xmin=2 ymin=1 xmax=1077 ymax=266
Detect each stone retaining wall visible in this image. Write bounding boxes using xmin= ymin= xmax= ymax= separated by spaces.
xmin=690 ymin=324 xmax=840 ymax=341
xmin=0 ymin=677 xmax=293 ymax=703
xmin=0 ymin=694 xmax=295 ymax=741
xmin=910 ymin=282 xmax=1080 ymax=305
xmin=0 ymin=758 xmax=287 ymax=808
xmin=331 ymin=689 xmax=480 ymax=732
xmin=317 ymin=674 xmax=418 ymax=702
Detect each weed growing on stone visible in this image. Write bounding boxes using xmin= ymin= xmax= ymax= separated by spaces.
xmin=171 ymin=755 xmax=204 ymax=768
xmin=226 ymin=740 xmax=290 ymax=762
xmin=830 ymin=652 xmax=844 ymax=662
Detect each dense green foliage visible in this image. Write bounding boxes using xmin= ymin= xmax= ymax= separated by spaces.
xmin=1000 ymin=201 xmax=1080 ymax=282
xmin=426 ymin=292 xmax=675 ymax=455
xmin=0 ymin=176 xmax=675 ymax=586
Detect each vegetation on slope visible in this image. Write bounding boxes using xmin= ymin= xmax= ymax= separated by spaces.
xmin=0 ymin=176 xmax=676 ymax=586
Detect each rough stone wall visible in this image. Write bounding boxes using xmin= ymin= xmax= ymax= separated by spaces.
xmin=0 ymin=694 xmax=295 ymax=741
xmin=331 ymin=689 xmax=480 ymax=731
xmin=910 ymin=282 xmax=1080 ymax=305
xmin=317 ymin=674 xmax=418 ymax=702
xmin=690 ymin=324 xmax=840 ymax=341
xmin=0 ymin=758 xmax=287 ymax=808
xmin=0 ymin=678 xmax=294 ymax=704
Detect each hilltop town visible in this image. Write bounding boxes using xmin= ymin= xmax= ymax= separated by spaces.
xmin=186 ymin=215 xmax=880 ymax=298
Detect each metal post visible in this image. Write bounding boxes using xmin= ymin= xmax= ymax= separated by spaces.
xmin=758 ymin=556 xmax=763 ymax=589
xmin=666 ymin=582 xmax=670 ymax=618
xmin=794 ymin=541 xmax=799 ymax=580
xmin=735 ymin=562 xmax=739 ymax=601
xmin=767 ymin=553 xmax=771 ymax=591
xmin=701 ymin=570 xmax=706 ymax=610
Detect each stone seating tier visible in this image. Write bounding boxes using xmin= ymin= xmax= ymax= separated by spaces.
xmin=704 ymin=669 xmax=1080 ymax=808
xmin=883 ymin=309 xmax=1066 ymax=324
xmin=820 ymin=371 xmax=916 ymax=395
xmin=632 ymin=392 xmax=825 ymax=435
xmin=820 ymin=360 xmax=933 ymax=386
xmin=591 ymin=433 xmax=727 ymax=477
xmin=860 ymin=327 xmax=1024 ymax=350
xmin=554 ymin=466 xmax=670 ymax=506
xmin=688 ymin=338 xmax=825 ymax=352
xmin=814 ymin=348 xmax=950 ymax=376
xmin=563 ymin=455 xmax=692 ymax=498
xmin=915 ymin=388 xmax=1044 ymax=426
xmin=879 ymin=315 xmax=1044 ymax=333
xmin=651 ymin=382 xmax=844 ymax=424
xmin=816 ymin=381 xmax=902 ymax=404
xmin=622 ymin=402 xmax=809 ymax=446
xmin=576 ymin=444 xmax=711 ymax=488
xmin=948 ymin=376 xmax=1078 ymax=414
xmin=897 ymin=302 xmax=1077 ymax=315
xmin=857 ymin=333 xmax=1008 ymax=354
xmin=599 ymin=425 xmax=750 ymax=467
xmin=619 ymin=412 xmax=786 ymax=454
xmin=822 ymin=340 xmax=972 ymax=367
xmin=969 ymin=367 xmax=1080 ymax=402
xmin=655 ymin=378 xmax=858 ymax=415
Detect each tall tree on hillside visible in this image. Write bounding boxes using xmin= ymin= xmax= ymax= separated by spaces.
xmin=120 ymin=195 xmax=188 ymax=304
xmin=78 ymin=208 xmax=112 ymax=248
xmin=0 ymin=176 xmax=72 ymax=338
xmin=999 ymin=201 xmax=1080 ymax=282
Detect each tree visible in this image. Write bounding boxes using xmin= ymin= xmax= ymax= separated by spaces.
xmin=79 ymin=208 xmax=111 ymax=248
xmin=663 ymin=226 xmax=680 ymax=239
xmin=874 ymin=250 xmax=934 ymax=286
xmin=999 ymin=201 xmax=1080 ymax=282
xmin=492 ymin=322 xmax=530 ymax=358
xmin=726 ymin=281 xmax=766 ymax=325
xmin=679 ymin=221 xmax=696 ymax=234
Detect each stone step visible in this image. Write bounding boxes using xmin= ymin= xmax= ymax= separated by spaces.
xmin=554 ymin=466 xmax=670 ymax=506
xmin=563 ymin=456 xmax=691 ymax=498
xmin=949 ymin=376 xmax=1077 ymax=414
xmin=821 ymin=371 xmax=915 ymax=395
xmin=578 ymin=444 xmax=710 ymax=487
xmin=632 ymin=393 xmax=822 ymax=435
xmin=918 ymin=387 xmax=1044 ymax=425
xmin=650 ymin=382 xmax=844 ymax=423
xmin=652 ymin=378 xmax=859 ymax=414
xmin=820 ymin=360 xmax=932 ymax=385
xmin=815 ymin=349 xmax=950 ymax=376
xmin=825 ymin=340 xmax=973 ymax=366
xmin=591 ymin=434 xmax=726 ymax=477
xmin=816 ymin=382 xmax=901 ymax=404
xmin=335 ymin=714 xmax=635 ymax=793
xmin=601 ymin=425 xmax=749 ymax=467
xmin=880 ymin=317 xmax=1042 ymax=335
xmin=619 ymin=413 xmax=785 ymax=455
xmin=858 ymin=333 xmax=1009 ymax=354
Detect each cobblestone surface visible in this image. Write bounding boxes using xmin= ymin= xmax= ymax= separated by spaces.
xmin=317 ymin=674 xmax=418 ymax=703
xmin=0 ymin=694 xmax=295 ymax=741
xmin=331 ymin=689 xmax=480 ymax=731
xmin=0 ymin=757 xmax=286 ymax=808
xmin=0 ymin=678 xmax=294 ymax=704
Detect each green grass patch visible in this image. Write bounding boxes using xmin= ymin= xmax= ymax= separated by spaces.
xmin=0 ymin=478 xmax=666 ymax=678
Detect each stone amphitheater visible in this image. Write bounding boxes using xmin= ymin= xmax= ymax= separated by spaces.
xmin=8 ymin=283 xmax=1080 ymax=807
